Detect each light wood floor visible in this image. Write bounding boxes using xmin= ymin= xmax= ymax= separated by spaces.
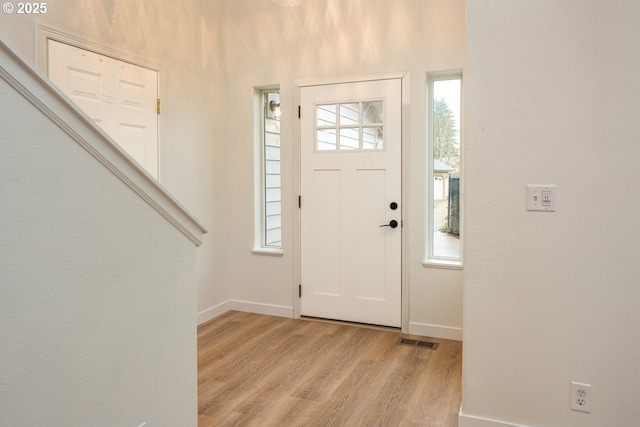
xmin=198 ymin=311 xmax=462 ymax=427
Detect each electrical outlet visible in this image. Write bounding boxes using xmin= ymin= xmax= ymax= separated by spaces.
xmin=570 ymin=382 xmax=592 ymax=413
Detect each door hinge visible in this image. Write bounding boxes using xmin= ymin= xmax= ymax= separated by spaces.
xmin=298 ymin=195 xmax=302 ymax=208
xmin=157 ymin=98 xmax=161 ymax=115
xmin=299 ymin=284 xmax=302 ymax=298
xmin=298 ymin=105 xmax=301 ymax=119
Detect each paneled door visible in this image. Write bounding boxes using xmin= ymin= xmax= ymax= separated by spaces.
xmin=48 ymin=40 xmax=159 ymax=179
xmin=300 ymin=78 xmax=402 ymax=327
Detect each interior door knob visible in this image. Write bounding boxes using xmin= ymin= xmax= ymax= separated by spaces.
xmin=379 ymin=220 xmax=398 ymax=228
xmin=390 ymin=202 xmax=398 ymax=210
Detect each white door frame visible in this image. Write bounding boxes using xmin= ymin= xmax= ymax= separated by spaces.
xmin=33 ymin=24 xmax=165 ymax=182
xmin=292 ymin=71 xmax=410 ymax=332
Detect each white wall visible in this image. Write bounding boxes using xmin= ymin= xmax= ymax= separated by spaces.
xmin=0 ymin=65 xmax=197 ymax=425
xmin=221 ymin=0 xmax=465 ymax=337
xmin=0 ymin=0 xmax=230 ymax=321
xmin=463 ymin=1 xmax=640 ymax=426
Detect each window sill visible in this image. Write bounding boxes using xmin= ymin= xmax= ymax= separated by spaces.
xmin=252 ymin=247 xmax=284 ymax=257
xmin=422 ymin=259 xmax=463 ymax=270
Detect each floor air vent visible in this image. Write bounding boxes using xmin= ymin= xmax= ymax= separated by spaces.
xmin=398 ymin=337 xmax=439 ymax=350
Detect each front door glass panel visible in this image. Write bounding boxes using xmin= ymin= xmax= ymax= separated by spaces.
xmin=315 ymin=100 xmax=384 ymax=151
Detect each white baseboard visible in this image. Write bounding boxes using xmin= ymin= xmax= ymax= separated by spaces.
xmin=197 ymin=300 xmax=293 ymax=325
xmin=408 ymin=321 xmax=463 ymax=341
xmin=458 ymin=412 xmax=529 ymax=427
xmin=230 ymin=300 xmax=293 ymax=318
xmin=197 ymin=300 xmax=232 ymax=325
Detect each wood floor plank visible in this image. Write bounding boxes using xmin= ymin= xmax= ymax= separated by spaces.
xmin=290 ymin=326 xmax=379 ymax=403
xmin=198 ymin=312 xmax=461 ymax=427
xmin=308 ymin=358 xmax=378 ymax=427
xmin=354 ymin=351 xmax=428 ymax=427
xmin=198 ymin=312 xmax=284 ymax=375
xmin=262 ymin=395 xmax=324 ymax=427
xmin=230 ymin=333 xmax=341 ymax=418
xmin=397 ymin=339 xmax=462 ymax=427
xmin=199 ymin=334 xmax=308 ymax=417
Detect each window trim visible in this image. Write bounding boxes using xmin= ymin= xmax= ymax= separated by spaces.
xmin=425 ymin=72 xmax=463 ymax=269
xmin=253 ymin=88 xmax=283 ymax=256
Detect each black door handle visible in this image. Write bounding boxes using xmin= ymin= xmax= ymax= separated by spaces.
xmin=379 ymin=220 xmax=398 ymax=228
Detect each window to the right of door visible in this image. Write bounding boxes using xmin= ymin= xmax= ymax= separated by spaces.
xmin=426 ymin=73 xmax=462 ymax=267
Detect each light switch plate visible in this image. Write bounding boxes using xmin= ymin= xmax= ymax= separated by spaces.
xmin=526 ymin=185 xmax=556 ymax=211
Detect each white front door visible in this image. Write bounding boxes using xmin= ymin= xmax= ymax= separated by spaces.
xmin=47 ymin=40 xmax=159 ymax=179
xmin=300 ymin=78 xmax=402 ymax=327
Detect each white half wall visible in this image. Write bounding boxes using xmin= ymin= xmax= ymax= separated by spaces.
xmin=0 ymin=52 xmax=198 ymax=426
xmin=463 ymin=1 xmax=640 ymax=425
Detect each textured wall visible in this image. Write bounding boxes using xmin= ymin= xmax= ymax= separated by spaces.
xmin=463 ymin=1 xmax=640 ymax=425
xmin=0 ymin=70 xmax=197 ymax=425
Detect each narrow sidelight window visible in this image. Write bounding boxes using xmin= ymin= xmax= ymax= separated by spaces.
xmin=428 ymin=74 xmax=462 ymax=263
xmin=261 ymin=91 xmax=282 ymax=248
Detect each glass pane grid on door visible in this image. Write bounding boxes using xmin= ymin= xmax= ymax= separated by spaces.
xmin=315 ymin=100 xmax=384 ymax=151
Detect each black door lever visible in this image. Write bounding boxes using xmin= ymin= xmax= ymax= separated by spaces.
xmin=379 ymin=220 xmax=398 ymax=228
